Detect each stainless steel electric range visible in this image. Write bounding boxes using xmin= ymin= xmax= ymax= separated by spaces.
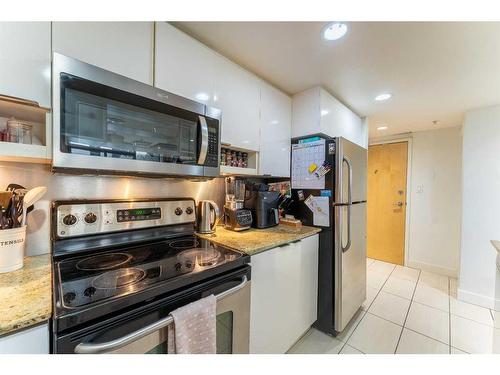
xmin=50 ymin=198 xmax=251 ymax=354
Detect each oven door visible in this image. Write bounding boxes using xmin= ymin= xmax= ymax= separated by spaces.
xmin=52 ymin=53 xmax=220 ymax=177
xmin=53 ymin=268 xmax=250 ymax=354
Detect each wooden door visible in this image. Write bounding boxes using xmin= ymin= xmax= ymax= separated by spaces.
xmin=367 ymin=142 xmax=408 ymax=265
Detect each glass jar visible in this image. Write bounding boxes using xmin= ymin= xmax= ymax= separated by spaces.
xmin=7 ymin=119 xmax=33 ymax=144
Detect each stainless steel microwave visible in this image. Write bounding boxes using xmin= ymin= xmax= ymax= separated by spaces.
xmin=52 ymin=53 xmax=221 ymax=178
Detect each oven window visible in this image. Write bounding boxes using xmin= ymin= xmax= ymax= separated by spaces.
xmin=216 ymin=311 xmax=233 ymax=354
xmin=146 ymin=342 xmax=169 ymax=354
xmin=139 ymin=311 xmax=233 ymax=354
xmin=60 ymin=73 xmax=199 ymax=165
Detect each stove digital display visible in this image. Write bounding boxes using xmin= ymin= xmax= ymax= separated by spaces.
xmin=117 ymin=208 xmax=161 ymax=222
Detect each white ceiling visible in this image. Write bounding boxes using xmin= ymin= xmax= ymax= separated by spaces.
xmin=174 ymin=22 xmax=500 ymax=138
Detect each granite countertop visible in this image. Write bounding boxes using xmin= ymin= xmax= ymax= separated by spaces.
xmin=197 ymin=224 xmax=321 ymax=256
xmin=0 ymin=254 xmax=52 ymax=337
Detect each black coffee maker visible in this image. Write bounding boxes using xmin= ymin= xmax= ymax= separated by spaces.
xmin=244 ymin=183 xmax=280 ymax=229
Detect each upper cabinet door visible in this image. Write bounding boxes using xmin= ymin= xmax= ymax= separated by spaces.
xmin=259 ymin=83 xmax=292 ymax=177
xmin=52 ymin=22 xmax=154 ymax=84
xmin=0 ymin=22 xmax=51 ymax=107
xmin=215 ymin=58 xmax=261 ymax=151
xmin=154 ymin=22 xmax=217 ymax=107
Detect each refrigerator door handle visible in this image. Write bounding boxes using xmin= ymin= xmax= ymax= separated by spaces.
xmin=343 ymin=156 xmax=353 ymax=205
xmin=342 ymin=156 xmax=352 ymax=252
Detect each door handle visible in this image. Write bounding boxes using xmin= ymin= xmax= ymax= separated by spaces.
xmin=197 ymin=115 xmax=209 ymax=165
xmin=341 ymin=156 xmax=352 ymax=253
xmin=342 ymin=156 xmax=353 ymax=205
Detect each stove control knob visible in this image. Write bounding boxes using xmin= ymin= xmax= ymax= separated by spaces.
xmin=83 ymin=287 xmax=96 ymax=297
xmin=185 ymin=206 xmax=193 ymax=215
xmin=63 ymin=292 xmax=76 ymax=304
xmin=62 ymin=214 xmax=77 ymax=226
xmin=84 ymin=212 xmax=97 ymax=224
xmin=175 ymin=262 xmax=182 ymax=272
xmin=175 ymin=207 xmax=183 ymax=216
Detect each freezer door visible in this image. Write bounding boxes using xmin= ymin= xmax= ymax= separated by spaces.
xmin=334 ymin=202 xmax=366 ymax=332
xmin=337 ymin=138 xmax=367 ymax=204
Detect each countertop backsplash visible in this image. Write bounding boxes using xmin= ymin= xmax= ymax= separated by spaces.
xmin=0 ymin=162 xmax=225 ymax=256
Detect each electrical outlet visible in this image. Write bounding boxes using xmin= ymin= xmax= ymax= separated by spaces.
xmin=417 ymin=184 xmax=424 ymax=193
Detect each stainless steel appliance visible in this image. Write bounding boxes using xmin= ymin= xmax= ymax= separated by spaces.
xmin=291 ymin=135 xmax=367 ymax=334
xmin=51 ymin=198 xmax=250 ymax=354
xmin=52 ymin=53 xmax=221 ymax=178
xmin=223 ymin=177 xmax=252 ymax=231
xmin=197 ymin=200 xmax=220 ymax=234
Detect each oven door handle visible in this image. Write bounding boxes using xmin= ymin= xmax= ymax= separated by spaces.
xmin=197 ymin=115 xmax=209 ymax=165
xmin=74 ymin=275 xmax=248 ymax=354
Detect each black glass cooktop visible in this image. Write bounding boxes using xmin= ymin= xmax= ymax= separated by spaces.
xmin=56 ymin=236 xmax=244 ymax=309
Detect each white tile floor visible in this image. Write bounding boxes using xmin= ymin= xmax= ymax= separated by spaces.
xmin=288 ymin=258 xmax=500 ymax=354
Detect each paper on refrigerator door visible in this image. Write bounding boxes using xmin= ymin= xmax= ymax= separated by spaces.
xmin=291 ymin=139 xmax=325 ymax=189
xmin=304 ymin=195 xmax=330 ymax=227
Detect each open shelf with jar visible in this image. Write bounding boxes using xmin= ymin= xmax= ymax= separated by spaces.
xmin=219 ymin=144 xmax=259 ymax=176
xmin=0 ymin=95 xmax=51 ymax=164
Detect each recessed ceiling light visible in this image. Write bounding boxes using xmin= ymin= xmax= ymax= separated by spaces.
xmin=320 ymin=109 xmax=329 ymax=116
xmin=322 ymin=22 xmax=348 ymax=41
xmin=377 ymin=126 xmax=388 ymax=131
xmin=375 ymin=93 xmax=392 ymax=101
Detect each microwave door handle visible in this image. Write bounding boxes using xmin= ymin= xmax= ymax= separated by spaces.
xmin=197 ymin=115 xmax=209 ymax=165
xmin=74 ymin=275 xmax=248 ymax=354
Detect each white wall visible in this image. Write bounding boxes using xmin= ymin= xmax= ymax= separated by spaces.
xmin=0 ymin=162 xmax=225 ymax=256
xmin=370 ymin=126 xmax=463 ymax=277
xmin=407 ymin=127 xmax=462 ymax=277
xmin=459 ymin=105 xmax=500 ymax=310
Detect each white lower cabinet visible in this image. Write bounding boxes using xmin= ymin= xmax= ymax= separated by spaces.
xmin=0 ymin=323 xmax=49 ymax=354
xmin=249 ymin=234 xmax=319 ymax=353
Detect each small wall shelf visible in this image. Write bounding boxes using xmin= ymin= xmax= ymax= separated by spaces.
xmin=0 ymin=94 xmax=51 ymax=164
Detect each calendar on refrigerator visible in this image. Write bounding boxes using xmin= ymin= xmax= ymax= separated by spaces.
xmin=291 ymin=138 xmax=326 ymax=189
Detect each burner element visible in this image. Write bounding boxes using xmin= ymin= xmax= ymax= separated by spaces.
xmin=92 ymin=268 xmax=146 ymax=290
xmin=76 ymin=253 xmax=132 ymax=271
xmin=169 ymin=238 xmax=200 ymax=250
xmin=178 ymin=248 xmax=223 ymax=268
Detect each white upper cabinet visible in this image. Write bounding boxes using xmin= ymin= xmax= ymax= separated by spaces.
xmin=259 ymin=83 xmax=292 ymax=177
xmin=154 ymin=22 xmax=217 ymax=107
xmin=292 ymin=87 xmax=368 ymax=148
xmin=52 ymin=22 xmax=154 ymax=84
xmin=0 ymin=22 xmax=51 ymax=107
xmin=214 ymin=58 xmax=261 ymax=151
xmin=155 ymin=23 xmax=261 ymax=152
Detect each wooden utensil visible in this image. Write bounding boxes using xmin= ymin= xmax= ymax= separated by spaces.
xmin=0 ymin=191 xmax=12 ymax=209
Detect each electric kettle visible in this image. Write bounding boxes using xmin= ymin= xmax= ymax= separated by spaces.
xmin=197 ymin=200 xmax=220 ymax=234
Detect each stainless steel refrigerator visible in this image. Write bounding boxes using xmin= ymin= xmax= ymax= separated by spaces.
xmin=290 ymin=135 xmax=367 ymax=334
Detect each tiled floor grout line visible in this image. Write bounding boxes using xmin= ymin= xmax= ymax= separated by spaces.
xmin=393 ymin=267 xmax=422 ymax=354
xmin=337 ymin=310 xmax=367 ymax=353
xmin=343 ymin=263 xmax=396 ymax=354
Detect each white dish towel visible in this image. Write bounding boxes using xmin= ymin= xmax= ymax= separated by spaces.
xmin=167 ymin=294 xmax=217 ymax=354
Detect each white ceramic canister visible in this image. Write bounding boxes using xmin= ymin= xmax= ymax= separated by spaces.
xmin=0 ymin=226 xmax=26 ymax=273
